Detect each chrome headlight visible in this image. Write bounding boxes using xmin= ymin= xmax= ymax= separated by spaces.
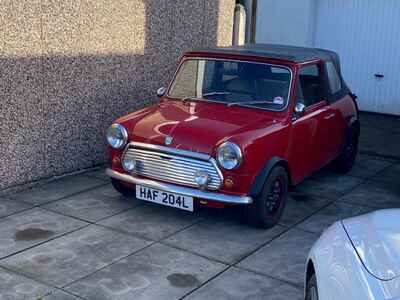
xmin=106 ymin=124 xmax=128 ymax=149
xmin=216 ymin=142 xmax=243 ymax=170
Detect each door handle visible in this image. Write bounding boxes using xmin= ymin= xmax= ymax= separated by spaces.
xmin=324 ymin=113 xmax=336 ymax=120
xmin=375 ymin=73 xmax=384 ymax=79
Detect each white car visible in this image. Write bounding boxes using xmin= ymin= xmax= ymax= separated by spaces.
xmin=305 ymin=209 xmax=400 ymax=300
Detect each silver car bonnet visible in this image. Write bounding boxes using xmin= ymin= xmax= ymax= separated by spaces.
xmin=342 ymin=209 xmax=400 ymax=281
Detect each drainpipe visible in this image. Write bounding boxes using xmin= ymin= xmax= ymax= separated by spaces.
xmin=233 ymin=4 xmax=246 ymax=46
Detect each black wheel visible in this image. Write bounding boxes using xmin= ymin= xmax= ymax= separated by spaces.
xmin=305 ymin=274 xmax=319 ymax=300
xmin=245 ymin=166 xmax=288 ymax=228
xmin=332 ymin=126 xmax=359 ymax=174
xmin=111 ymin=178 xmax=135 ymax=196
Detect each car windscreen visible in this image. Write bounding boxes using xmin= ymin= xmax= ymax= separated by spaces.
xmin=168 ymin=58 xmax=292 ymax=110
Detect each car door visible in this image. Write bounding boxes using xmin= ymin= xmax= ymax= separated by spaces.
xmin=321 ymin=60 xmax=348 ymax=159
xmin=288 ymin=62 xmax=332 ymax=183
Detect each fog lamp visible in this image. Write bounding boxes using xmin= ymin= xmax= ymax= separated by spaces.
xmin=122 ymin=156 xmax=136 ymax=172
xmin=194 ymin=170 xmax=210 ymax=189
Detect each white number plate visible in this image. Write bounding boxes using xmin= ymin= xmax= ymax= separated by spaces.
xmin=136 ymin=185 xmax=194 ymax=212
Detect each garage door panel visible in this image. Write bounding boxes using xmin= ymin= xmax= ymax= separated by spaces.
xmin=314 ymin=0 xmax=400 ymax=115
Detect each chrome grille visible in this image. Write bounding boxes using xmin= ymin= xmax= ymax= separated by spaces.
xmin=123 ymin=144 xmax=223 ymax=190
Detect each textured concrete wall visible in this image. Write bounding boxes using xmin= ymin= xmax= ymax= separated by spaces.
xmin=0 ymin=0 xmax=235 ymax=191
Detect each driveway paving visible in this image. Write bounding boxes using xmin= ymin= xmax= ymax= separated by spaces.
xmin=0 ymin=225 xmax=151 ymax=287
xmin=98 ymin=203 xmax=202 ymax=241
xmin=339 ymin=180 xmax=400 ymax=209
xmin=346 ymin=155 xmax=392 ymax=178
xmin=280 ymin=193 xmax=332 ymax=227
xmin=164 ymin=219 xmax=286 ymax=264
xmin=65 ymin=243 xmax=227 ymax=300
xmin=0 ymin=196 xmax=33 ymax=218
xmin=42 ymin=184 xmax=138 ymax=222
xmin=237 ymin=228 xmax=319 ymax=286
xmin=0 ymin=267 xmax=51 ymax=300
xmin=0 ymin=208 xmax=87 ymax=259
xmin=373 ymin=163 xmax=400 ymax=184
xmin=185 ymin=267 xmax=303 ymax=300
xmin=8 ymin=175 xmax=106 ymax=206
xmin=294 ymin=173 xmax=363 ymax=199
xmin=296 ymin=201 xmax=373 ymax=234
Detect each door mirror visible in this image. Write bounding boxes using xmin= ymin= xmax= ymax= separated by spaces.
xmin=294 ymin=102 xmax=306 ymax=115
xmin=157 ymin=87 xmax=166 ymax=97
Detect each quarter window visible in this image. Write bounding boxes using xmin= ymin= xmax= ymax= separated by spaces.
xmin=326 ymin=61 xmax=342 ymax=94
xmin=296 ymin=64 xmax=325 ymax=107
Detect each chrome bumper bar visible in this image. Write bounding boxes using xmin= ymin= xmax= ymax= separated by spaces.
xmin=106 ymin=169 xmax=253 ymax=205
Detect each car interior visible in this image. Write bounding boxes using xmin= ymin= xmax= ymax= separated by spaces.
xmin=296 ymin=64 xmax=325 ymax=108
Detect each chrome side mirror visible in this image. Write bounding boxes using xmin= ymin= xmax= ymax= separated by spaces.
xmin=294 ymin=102 xmax=306 ymax=115
xmin=157 ymin=87 xmax=166 ymax=97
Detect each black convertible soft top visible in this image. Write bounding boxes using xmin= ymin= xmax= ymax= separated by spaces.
xmin=189 ymin=44 xmax=350 ymax=102
xmin=191 ymin=44 xmax=339 ymax=64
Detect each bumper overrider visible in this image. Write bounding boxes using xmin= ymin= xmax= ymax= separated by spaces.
xmin=106 ymin=168 xmax=253 ymax=205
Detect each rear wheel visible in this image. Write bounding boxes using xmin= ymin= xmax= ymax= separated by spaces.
xmin=332 ymin=126 xmax=359 ymax=174
xmin=245 ymin=166 xmax=288 ymax=228
xmin=305 ymin=274 xmax=319 ymax=300
xmin=111 ymin=178 xmax=135 ymax=196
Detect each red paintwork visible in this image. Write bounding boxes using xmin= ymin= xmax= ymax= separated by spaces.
xmin=109 ymin=51 xmax=358 ymax=199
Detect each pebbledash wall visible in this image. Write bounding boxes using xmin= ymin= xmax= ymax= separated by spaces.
xmin=0 ymin=0 xmax=235 ymax=191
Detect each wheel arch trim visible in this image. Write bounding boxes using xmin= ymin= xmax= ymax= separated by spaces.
xmin=249 ymin=156 xmax=291 ymax=197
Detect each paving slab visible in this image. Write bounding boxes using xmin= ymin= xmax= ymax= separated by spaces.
xmin=347 ymin=155 xmax=393 ymax=179
xmin=65 ymin=243 xmax=227 ymax=300
xmin=297 ymin=202 xmax=372 ymax=234
xmin=339 ymin=180 xmax=400 ymax=209
xmin=164 ymin=219 xmax=286 ymax=264
xmin=280 ymin=193 xmax=332 ymax=227
xmin=0 ymin=267 xmax=53 ymax=300
xmin=82 ymin=168 xmax=109 ymax=182
xmin=237 ymin=228 xmax=318 ymax=286
xmin=185 ymin=267 xmax=302 ymax=300
xmin=8 ymin=175 xmax=106 ymax=205
xmin=99 ymin=203 xmax=202 ymax=241
xmin=373 ymin=163 xmax=400 ymax=184
xmin=42 ymin=184 xmax=138 ymax=222
xmin=295 ymin=173 xmax=363 ymax=199
xmin=42 ymin=289 xmax=83 ymax=300
xmin=359 ymin=124 xmax=400 ymax=160
xmin=0 ymin=197 xmax=33 ymax=219
xmin=0 ymin=225 xmax=152 ymax=287
xmin=0 ymin=208 xmax=87 ymax=259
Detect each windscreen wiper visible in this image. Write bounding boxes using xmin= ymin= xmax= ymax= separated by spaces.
xmin=202 ymin=91 xmax=232 ymax=97
xmin=227 ymin=100 xmax=273 ymax=107
xmin=182 ymin=93 xmax=231 ymax=104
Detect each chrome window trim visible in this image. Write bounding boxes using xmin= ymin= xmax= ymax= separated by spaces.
xmin=123 ymin=142 xmax=224 ymax=190
xmin=166 ymin=57 xmax=294 ymax=112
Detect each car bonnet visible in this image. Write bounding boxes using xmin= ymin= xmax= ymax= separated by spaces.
xmin=342 ymin=209 xmax=400 ymax=281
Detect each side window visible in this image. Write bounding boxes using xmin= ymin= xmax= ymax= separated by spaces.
xmin=326 ymin=61 xmax=342 ymax=94
xmin=296 ymin=64 xmax=325 ymax=107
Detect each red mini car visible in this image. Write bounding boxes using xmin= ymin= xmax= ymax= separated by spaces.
xmin=106 ymin=44 xmax=359 ymax=228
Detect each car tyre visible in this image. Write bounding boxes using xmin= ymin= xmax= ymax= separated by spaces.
xmin=111 ymin=178 xmax=135 ymax=196
xmin=245 ymin=166 xmax=288 ymax=228
xmin=332 ymin=126 xmax=359 ymax=174
xmin=305 ymin=274 xmax=319 ymax=300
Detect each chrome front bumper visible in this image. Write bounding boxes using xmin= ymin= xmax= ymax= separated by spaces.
xmin=106 ymin=168 xmax=253 ymax=205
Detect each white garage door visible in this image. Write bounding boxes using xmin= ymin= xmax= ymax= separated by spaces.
xmin=314 ymin=0 xmax=400 ymax=115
